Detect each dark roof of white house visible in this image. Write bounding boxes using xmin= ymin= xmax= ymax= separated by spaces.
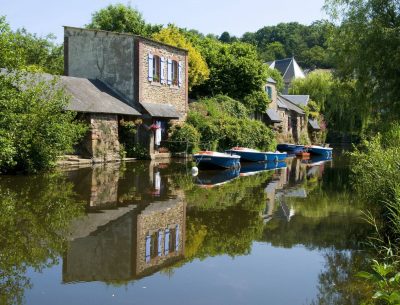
xmin=140 ymin=102 xmax=181 ymax=119
xmin=267 ymin=77 xmax=277 ymax=84
xmin=268 ymin=57 xmax=305 ymax=83
xmin=281 ymin=95 xmax=310 ymax=107
xmin=266 ymin=109 xmax=282 ymax=122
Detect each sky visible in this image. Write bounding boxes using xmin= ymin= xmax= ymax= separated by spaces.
xmin=1 ymin=0 xmax=327 ymax=43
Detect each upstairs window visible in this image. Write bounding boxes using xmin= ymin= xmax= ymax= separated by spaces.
xmin=152 ymin=55 xmax=161 ymax=82
xmin=266 ymin=86 xmax=273 ymax=99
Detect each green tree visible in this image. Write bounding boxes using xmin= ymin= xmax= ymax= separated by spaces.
xmin=0 ymin=72 xmax=87 ymax=173
xmin=261 ymin=41 xmax=287 ymax=62
xmin=324 ymin=0 xmax=400 ymax=129
xmin=86 ymin=3 xmax=161 ymax=37
xmin=0 ymin=16 xmax=63 ymax=74
xmin=152 ymin=25 xmax=210 ymax=91
xmin=192 ymin=39 xmax=268 ymax=104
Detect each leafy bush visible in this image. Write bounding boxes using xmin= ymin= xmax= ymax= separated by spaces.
xmin=0 ymin=72 xmax=87 ymax=173
xmin=188 ymin=96 xmax=276 ymax=151
xmin=168 ymin=123 xmax=200 ymax=154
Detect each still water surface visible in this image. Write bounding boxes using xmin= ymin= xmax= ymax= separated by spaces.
xmin=0 ymin=155 xmax=372 ymax=305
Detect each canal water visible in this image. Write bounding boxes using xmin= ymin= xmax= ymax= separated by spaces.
xmin=0 ymin=155 xmax=373 ymax=305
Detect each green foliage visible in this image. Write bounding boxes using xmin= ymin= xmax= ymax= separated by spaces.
xmin=188 ymin=96 xmax=276 ymax=151
xmin=265 ymin=67 xmax=285 ymax=92
xmin=191 ymin=38 xmax=268 ymax=102
xmin=168 ymin=123 xmax=200 ymax=154
xmin=0 ymin=173 xmax=84 ymax=304
xmin=0 ymin=72 xmax=87 ymax=173
xmin=241 ymin=20 xmax=334 ymax=69
xmin=86 ymin=3 xmax=161 ymax=37
xmin=324 ymin=0 xmax=400 ymax=129
xmin=357 ymin=260 xmax=400 ymax=305
xmin=152 ymin=25 xmax=210 ymax=90
xmin=242 ymin=90 xmax=270 ymax=113
xmin=0 ymin=16 xmax=63 ymax=74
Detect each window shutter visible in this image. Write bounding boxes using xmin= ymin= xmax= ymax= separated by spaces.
xmin=175 ymin=224 xmax=180 ymax=251
xmin=148 ymin=53 xmax=154 ymax=81
xmin=178 ymin=61 xmax=183 ymax=87
xmin=164 ymin=228 xmax=170 ymax=255
xmin=167 ymin=59 xmax=172 ymax=85
xmin=160 ymin=57 xmax=166 ymax=84
xmin=145 ymin=235 xmax=151 ymax=263
xmin=157 ymin=230 xmax=163 ymax=256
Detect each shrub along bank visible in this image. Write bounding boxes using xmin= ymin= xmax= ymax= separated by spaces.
xmin=350 ymin=123 xmax=400 ymax=304
xmin=168 ymin=95 xmax=276 ymax=154
xmin=0 ymin=72 xmax=87 ymax=173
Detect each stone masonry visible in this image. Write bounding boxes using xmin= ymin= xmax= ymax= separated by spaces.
xmin=138 ymin=38 xmax=188 ymax=120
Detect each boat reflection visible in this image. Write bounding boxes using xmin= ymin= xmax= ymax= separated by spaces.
xmin=240 ymin=161 xmax=286 ymax=177
xmin=194 ymin=168 xmax=240 ymax=188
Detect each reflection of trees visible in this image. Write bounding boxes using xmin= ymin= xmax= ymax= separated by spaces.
xmin=310 ymin=250 xmax=373 ymax=305
xmin=0 ymin=174 xmax=84 ymax=305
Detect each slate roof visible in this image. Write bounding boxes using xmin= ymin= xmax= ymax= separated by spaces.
xmin=266 ymin=109 xmax=282 ymax=122
xmin=61 ymin=76 xmax=140 ymax=115
xmin=277 ymin=95 xmax=305 ymax=115
xmin=140 ymin=102 xmax=181 ymax=119
xmin=0 ymin=70 xmax=141 ymax=116
xmin=308 ymin=118 xmax=321 ymax=130
xmin=268 ymin=57 xmax=305 ymax=83
xmin=281 ymin=95 xmax=310 ymax=107
xmin=267 ymin=77 xmax=277 ymax=84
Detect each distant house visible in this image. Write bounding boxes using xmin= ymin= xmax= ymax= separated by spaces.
xmin=63 ymin=26 xmax=189 ymax=160
xmin=268 ymin=57 xmax=305 ymax=94
xmin=263 ymin=78 xmax=308 ymax=143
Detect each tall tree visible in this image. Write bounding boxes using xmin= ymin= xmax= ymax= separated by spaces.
xmin=86 ymin=4 xmax=161 ymax=37
xmin=325 ymin=0 xmax=400 ymax=128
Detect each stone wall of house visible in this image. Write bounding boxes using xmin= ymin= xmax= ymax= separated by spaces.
xmin=135 ymin=197 xmax=186 ymax=276
xmin=138 ymin=39 xmax=188 ymax=120
xmin=82 ymin=114 xmax=120 ymax=162
xmin=65 ymin=27 xmax=136 ymax=104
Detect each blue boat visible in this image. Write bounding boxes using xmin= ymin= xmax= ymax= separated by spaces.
xmin=240 ymin=161 xmax=286 ymax=176
xmin=225 ymin=147 xmax=287 ymax=162
xmin=195 ymin=168 xmax=240 ymax=188
xmin=308 ymin=145 xmax=333 ymax=158
xmin=193 ymin=151 xmax=241 ymax=170
xmin=277 ymin=143 xmax=305 ymax=154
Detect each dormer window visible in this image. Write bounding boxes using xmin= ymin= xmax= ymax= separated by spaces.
xmin=152 ymin=55 xmax=161 ymax=82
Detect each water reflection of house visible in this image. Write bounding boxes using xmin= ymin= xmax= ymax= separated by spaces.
xmin=64 ymin=197 xmax=186 ymax=283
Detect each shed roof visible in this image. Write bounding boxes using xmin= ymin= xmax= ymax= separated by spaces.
xmin=0 ymin=70 xmax=141 ymax=116
xmin=281 ymin=95 xmax=310 ymax=107
xmin=140 ymin=102 xmax=181 ymax=119
xmin=308 ymin=118 xmax=321 ymax=130
xmin=61 ymin=77 xmax=140 ymax=115
xmin=266 ymin=109 xmax=282 ymax=122
xmin=277 ymin=95 xmax=305 ymax=115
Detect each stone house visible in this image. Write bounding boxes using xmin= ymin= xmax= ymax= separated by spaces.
xmin=63 ymin=26 xmax=189 ymax=160
xmin=264 ymin=78 xmax=308 ymax=143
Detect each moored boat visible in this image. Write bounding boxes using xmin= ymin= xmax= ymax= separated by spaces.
xmin=308 ymin=145 xmax=333 ymax=157
xmin=277 ymin=143 xmax=305 ymax=154
xmin=193 ymin=151 xmax=241 ymax=170
xmin=240 ymin=161 xmax=286 ymax=176
xmin=225 ymin=147 xmax=287 ymax=162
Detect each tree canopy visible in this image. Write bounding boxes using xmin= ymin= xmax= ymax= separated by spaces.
xmin=86 ymin=3 xmax=161 ymax=37
xmin=324 ymin=0 xmax=400 ymax=130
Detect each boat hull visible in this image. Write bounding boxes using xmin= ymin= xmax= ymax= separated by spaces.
xmin=277 ymin=144 xmax=305 ymax=154
xmin=225 ymin=150 xmax=287 ymax=162
xmin=309 ymin=146 xmax=333 ymax=157
xmin=193 ymin=154 xmax=241 ymax=169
